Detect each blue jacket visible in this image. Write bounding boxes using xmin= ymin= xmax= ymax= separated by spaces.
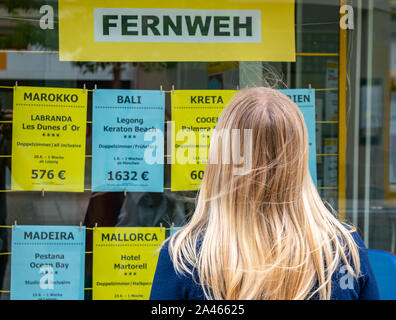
xmin=150 ymin=231 xmax=380 ymax=300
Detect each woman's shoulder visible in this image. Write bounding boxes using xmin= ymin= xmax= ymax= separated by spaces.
xmin=331 ymin=224 xmax=380 ymax=300
xmin=150 ymin=239 xmax=206 ymax=300
xmin=340 ymin=223 xmax=370 ymax=259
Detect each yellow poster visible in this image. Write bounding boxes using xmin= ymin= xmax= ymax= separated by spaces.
xmin=92 ymin=227 xmax=165 ymax=300
xmin=11 ymin=86 xmax=87 ymax=192
xmin=171 ymin=90 xmax=236 ymax=191
xmin=59 ymin=0 xmax=295 ymax=62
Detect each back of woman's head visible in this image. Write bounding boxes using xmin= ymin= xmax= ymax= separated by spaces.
xmin=169 ymin=87 xmax=360 ymax=300
xmin=206 ymin=87 xmax=309 ymax=205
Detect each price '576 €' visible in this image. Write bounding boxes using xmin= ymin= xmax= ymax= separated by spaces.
xmin=31 ymin=169 xmax=66 ymax=180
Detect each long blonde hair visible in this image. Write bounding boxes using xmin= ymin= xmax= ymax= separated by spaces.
xmin=168 ymin=87 xmax=360 ymax=300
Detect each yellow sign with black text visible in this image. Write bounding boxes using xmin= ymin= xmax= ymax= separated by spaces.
xmin=171 ymin=90 xmax=236 ymax=191
xmin=92 ymin=227 xmax=165 ymax=300
xmin=59 ymin=0 xmax=295 ymax=62
xmin=11 ymin=86 xmax=87 ymax=192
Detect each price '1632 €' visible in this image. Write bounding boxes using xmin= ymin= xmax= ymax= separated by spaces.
xmin=107 ymin=171 xmax=149 ymax=181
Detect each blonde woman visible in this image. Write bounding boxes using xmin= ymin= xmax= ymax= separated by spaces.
xmin=150 ymin=87 xmax=379 ymax=300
